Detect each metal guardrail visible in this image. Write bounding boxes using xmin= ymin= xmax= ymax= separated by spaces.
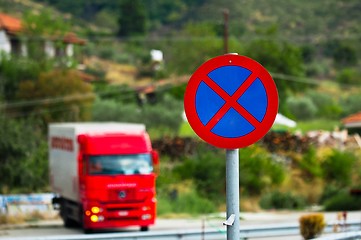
xmin=314 ymin=231 xmax=361 ymax=240
xmin=1 ymin=220 xmax=360 ymax=240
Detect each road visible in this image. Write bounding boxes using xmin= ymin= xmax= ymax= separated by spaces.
xmin=0 ymin=211 xmax=360 ymax=239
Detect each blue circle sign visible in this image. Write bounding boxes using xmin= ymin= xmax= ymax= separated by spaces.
xmin=184 ymin=54 xmax=278 ymax=149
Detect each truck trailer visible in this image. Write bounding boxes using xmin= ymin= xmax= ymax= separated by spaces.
xmin=49 ymin=122 xmax=159 ymax=232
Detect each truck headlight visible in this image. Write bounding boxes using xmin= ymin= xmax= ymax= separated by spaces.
xmin=91 ymin=206 xmax=101 ymax=214
xmin=90 ymin=215 xmax=99 ymax=222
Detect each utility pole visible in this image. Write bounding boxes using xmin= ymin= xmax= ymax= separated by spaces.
xmin=223 ymin=9 xmax=229 ymax=54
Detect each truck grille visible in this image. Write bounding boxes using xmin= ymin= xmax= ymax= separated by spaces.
xmin=108 ymin=189 xmax=138 ymax=202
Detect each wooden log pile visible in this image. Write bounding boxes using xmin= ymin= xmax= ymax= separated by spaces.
xmin=152 ymin=136 xmax=200 ymax=159
xmin=260 ymin=131 xmax=312 ymax=153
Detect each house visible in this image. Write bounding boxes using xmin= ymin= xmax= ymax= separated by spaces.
xmin=0 ymin=13 xmax=85 ymax=62
xmin=342 ymin=111 xmax=361 ymax=135
xmin=0 ymin=13 xmax=25 ymax=56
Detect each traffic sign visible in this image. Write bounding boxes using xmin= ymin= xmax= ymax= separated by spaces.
xmin=184 ymin=54 xmax=278 ymax=149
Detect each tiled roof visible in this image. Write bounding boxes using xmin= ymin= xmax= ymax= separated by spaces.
xmin=342 ymin=112 xmax=361 ymax=124
xmin=342 ymin=112 xmax=361 ymax=128
xmin=63 ymin=32 xmax=86 ymax=45
xmin=0 ymin=13 xmax=22 ymax=33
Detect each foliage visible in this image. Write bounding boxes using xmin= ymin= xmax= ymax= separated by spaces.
xmin=0 ymin=117 xmax=48 ymax=193
xmin=92 ymin=94 xmax=183 ymax=134
xmin=332 ymin=44 xmax=358 ymax=67
xmin=321 ymin=150 xmax=356 ymax=187
xmin=243 ymin=38 xmax=306 ymax=103
xmin=297 ymin=147 xmax=322 ymax=181
xmin=305 ymin=90 xmax=342 ymax=119
xmin=299 ymin=213 xmax=325 ymax=240
xmin=295 ymin=119 xmax=340 ymax=132
xmin=259 ymin=191 xmax=306 ymax=210
xmin=323 ymin=191 xmax=361 ymax=211
xmin=23 ymin=9 xmax=70 ymax=36
xmin=16 ymin=69 xmax=94 ymax=123
xmin=157 ymin=186 xmax=217 ymax=216
xmin=118 ymin=0 xmax=146 ymax=37
xmin=22 ymin=10 xmax=71 ymax=60
xmin=286 ymin=96 xmax=317 ymax=120
xmin=239 ymin=145 xmax=286 ymax=196
xmin=0 ymin=58 xmax=45 ymax=101
xmin=174 ymin=145 xmax=225 ymax=201
xmin=340 ymin=93 xmax=361 ymax=117
xmin=336 ymin=68 xmax=361 ymax=86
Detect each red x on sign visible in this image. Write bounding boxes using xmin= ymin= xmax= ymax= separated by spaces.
xmin=184 ymin=54 xmax=278 ymax=149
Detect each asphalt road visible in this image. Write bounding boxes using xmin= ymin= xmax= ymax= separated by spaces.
xmin=1 ymin=211 xmax=360 ymax=239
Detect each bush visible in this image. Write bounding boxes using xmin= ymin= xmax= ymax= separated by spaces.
xmin=286 ymin=96 xmax=317 ymax=120
xmin=157 ymin=181 xmax=217 ymax=216
xmin=239 ymin=146 xmax=286 ymax=196
xmin=340 ymin=94 xmax=361 ymax=117
xmin=260 ymin=191 xmax=306 ymax=210
xmin=92 ymin=94 xmax=183 ymax=134
xmin=336 ymin=68 xmax=361 ymax=85
xmin=174 ymin=145 xmax=225 ymax=201
xmin=305 ymin=90 xmax=342 ymax=119
xmin=321 ymin=150 xmax=356 ymax=187
xmin=299 ymin=213 xmax=325 ymax=239
xmin=323 ymin=191 xmax=361 ymax=211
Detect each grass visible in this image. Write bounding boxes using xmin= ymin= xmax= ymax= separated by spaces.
xmin=179 ymin=122 xmax=198 ymax=137
xmin=293 ymin=119 xmax=340 ymax=133
xmin=180 ymin=118 xmax=340 ymax=137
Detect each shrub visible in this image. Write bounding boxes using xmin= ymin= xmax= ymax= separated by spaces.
xmin=260 ymin=191 xmax=306 ymax=210
xmin=336 ymin=68 xmax=361 ymax=85
xmin=340 ymin=94 xmax=361 ymax=117
xmin=323 ymin=191 xmax=361 ymax=211
xmin=299 ymin=213 xmax=325 ymax=239
xmin=321 ymin=150 xmax=356 ymax=187
xmin=305 ymin=90 xmax=342 ymax=119
xmin=286 ymin=96 xmax=318 ymax=120
xmin=239 ymin=146 xmax=286 ymax=196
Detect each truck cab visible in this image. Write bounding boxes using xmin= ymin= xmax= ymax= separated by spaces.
xmin=49 ymin=123 xmax=158 ymax=232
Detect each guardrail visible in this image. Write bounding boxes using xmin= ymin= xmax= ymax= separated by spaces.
xmin=314 ymin=231 xmax=361 ymax=240
xmin=1 ymin=221 xmax=360 ymax=240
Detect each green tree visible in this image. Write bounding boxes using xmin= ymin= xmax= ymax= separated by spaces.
xmin=243 ymin=37 xmax=306 ymax=106
xmin=118 ymin=0 xmax=147 ymax=37
xmin=0 ymin=58 xmax=44 ymax=101
xmin=22 ymin=10 xmax=71 ymax=59
xmin=0 ymin=117 xmax=48 ymax=193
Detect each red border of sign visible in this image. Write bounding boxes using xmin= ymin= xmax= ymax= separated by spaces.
xmin=184 ymin=54 xmax=278 ymax=149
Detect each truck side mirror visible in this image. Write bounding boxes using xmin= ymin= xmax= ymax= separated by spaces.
xmin=151 ymin=150 xmax=159 ymax=165
xmin=151 ymin=150 xmax=160 ymax=176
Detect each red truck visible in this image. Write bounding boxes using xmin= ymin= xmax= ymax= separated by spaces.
xmin=49 ymin=123 xmax=159 ymax=232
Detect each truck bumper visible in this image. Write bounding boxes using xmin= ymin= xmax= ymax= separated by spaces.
xmin=83 ymin=200 xmax=156 ymax=230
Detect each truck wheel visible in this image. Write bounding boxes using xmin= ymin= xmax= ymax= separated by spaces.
xmin=84 ymin=228 xmax=93 ymax=234
xmin=61 ymin=201 xmax=78 ymax=228
xmin=140 ymin=226 xmax=149 ymax=231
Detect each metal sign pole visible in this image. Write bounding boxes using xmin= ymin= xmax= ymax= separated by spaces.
xmin=226 ymin=149 xmax=240 ymax=240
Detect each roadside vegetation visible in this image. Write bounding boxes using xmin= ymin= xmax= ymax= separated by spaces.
xmin=0 ymin=0 xmax=360 ymax=217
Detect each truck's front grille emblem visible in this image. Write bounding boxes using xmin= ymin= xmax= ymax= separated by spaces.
xmin=118 ymin=191 xmax=127 ymax=199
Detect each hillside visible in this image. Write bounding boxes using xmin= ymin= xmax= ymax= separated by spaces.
xmin=27 ymin=0 xmax=361 ymax=39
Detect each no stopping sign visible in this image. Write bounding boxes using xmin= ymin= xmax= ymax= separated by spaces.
xmin=184 ymin=54 xmax=278 ymax=149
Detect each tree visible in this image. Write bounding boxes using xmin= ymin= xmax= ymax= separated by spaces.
xmin=243 ymin=37 xmax=306 ymax=107
xmin=0 ymin=116 xmax=48 ymax=193
xmin=118 ymin=0 xmax=147 ymax=37
xmin=16 ymin=70 xmax=95 ymax=123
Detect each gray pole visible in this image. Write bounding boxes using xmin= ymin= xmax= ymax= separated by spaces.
xmin=226 ymin=149 xmax=240 ymax=240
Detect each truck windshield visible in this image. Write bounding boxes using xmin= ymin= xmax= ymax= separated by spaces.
xmin=88 ymin=154 xmax=153 ymax=175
